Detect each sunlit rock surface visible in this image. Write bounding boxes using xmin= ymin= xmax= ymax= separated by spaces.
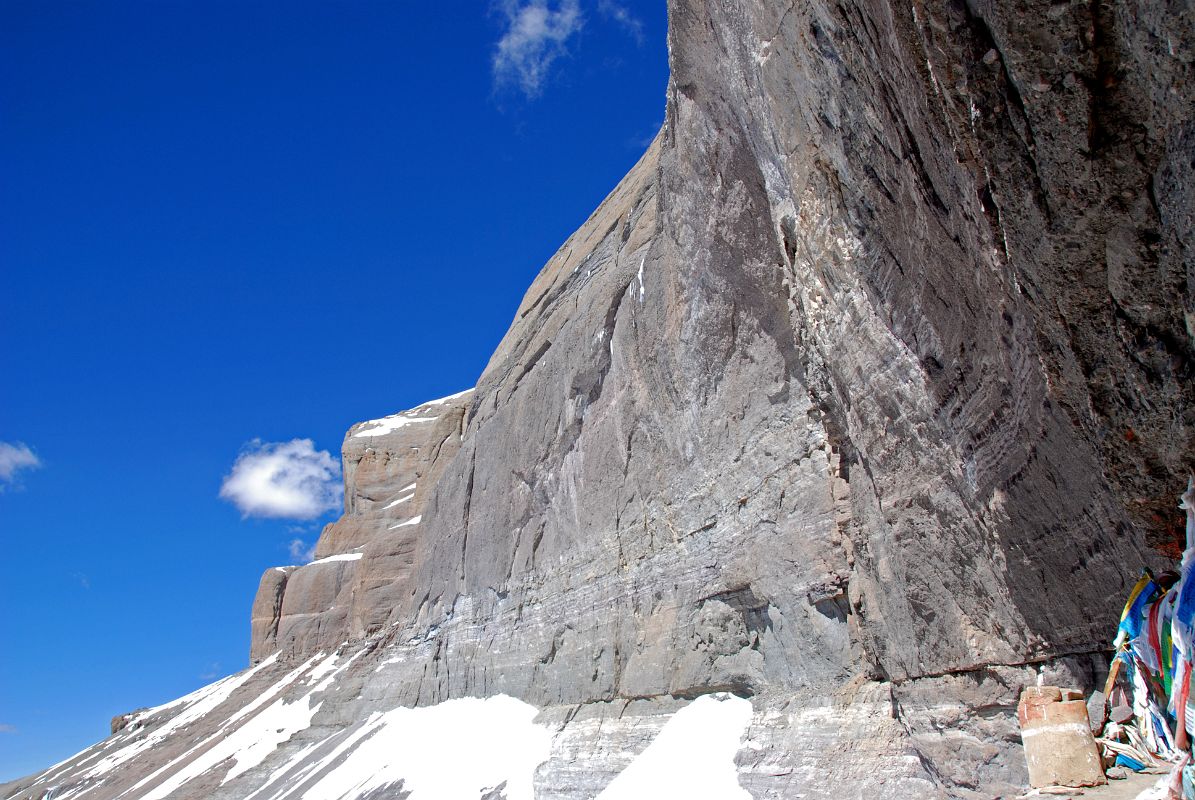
xmin=5 ymin=0 xmax=1192 ymax=797
xmin=248 ymin=390 xmax=474 ymax=664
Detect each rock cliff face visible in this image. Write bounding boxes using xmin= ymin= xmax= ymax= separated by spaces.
xmin=249 ymin=391 xmax=473 ymax=663
xmin=5 ymin=1 xmax=1191 ymax=799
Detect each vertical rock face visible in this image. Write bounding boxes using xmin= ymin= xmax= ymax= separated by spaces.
xmin=6 ymin=2 xmax=1191 ymax=799
xmin=248 ymin=567 xmax=292 ymax=664
xmin=247 ymin=390 xmax=472 ymax=662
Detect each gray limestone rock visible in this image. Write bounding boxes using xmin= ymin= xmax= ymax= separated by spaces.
xmin=5 ymin=1 xmax=1192 ymax=798
xmin=248 ymin=566 xmax=293 ymax=664
xmin=246 ymin=390 xmax=473 ymax=662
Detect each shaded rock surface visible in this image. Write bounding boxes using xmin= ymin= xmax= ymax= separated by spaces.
xmin=4 ymin=0 xmax=1192 ymax=798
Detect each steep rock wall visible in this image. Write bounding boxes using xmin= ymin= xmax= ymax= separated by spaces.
xmin=249 ymin=391 xmax=473 ymax=662
xmin=5 ymin=1 xmax=1191 ymax=798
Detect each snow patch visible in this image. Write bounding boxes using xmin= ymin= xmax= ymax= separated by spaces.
xmin=596 ymin=693 xmax=753 ymax=800
xmin=352 ymin=413 xmax=436 ymax=438
xmin=388 ymin=515 xmax=422 ymax=529
xmin=352 ymin=390 xmax=472 ymax=438
xmin=245 ymin=715 xmax=379 ymax=800
xmin=132 ymin=653 xmax=356 ymax=800
xmin=294 ymin=695 xmax=551 ymax=800
xmin=307 ymin=552 xmax=362 ymax=566
xmin=123 ymin=655 xmax=326 ymax=799
xmin=74 ymin=655 xmax=282 ymax=786
xmin=383 ymin=492 xmax=415 ymax=509
xmin=32 ymin=662 xmax=283 ymax=796
xmin=421 ymin=388 xmax=473 ymax=406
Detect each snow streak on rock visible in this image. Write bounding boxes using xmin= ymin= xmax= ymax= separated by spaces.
xmin=596 ymin=694 xmax=753 ymax=800
xmin=244 ymin=694 xmax=551 ymax=800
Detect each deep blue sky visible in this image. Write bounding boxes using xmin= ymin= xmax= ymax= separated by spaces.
xmin=0 ymin=0 xmax=668 ymax=781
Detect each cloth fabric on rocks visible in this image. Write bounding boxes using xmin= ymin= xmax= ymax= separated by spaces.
xmin=1104 ymin=478 xmax=1195 ymax=798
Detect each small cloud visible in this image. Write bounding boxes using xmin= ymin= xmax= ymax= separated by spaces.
xmin=288 ymin=538 xmax=317 ymax=564
xmin=219 ymin=439 xmax=342 ymax=520
xmin=598 ymin=0 xmax=643 ymax=44
xmin=0 ymin=441 xmax=40 ymax=491
xmin=0 ymin=724 xmax=16 ymax=734
xmin=493 ymin=0 xmax=583 ymax=98
xmin=73 ymin=572 xmax=91 ymax=590
xmin=199 ymin=662 xmax=221 ymax=681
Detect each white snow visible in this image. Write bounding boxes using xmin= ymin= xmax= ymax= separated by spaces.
xmin=237 ymin=652 xmax=371 ymax=800
xmin=388 ymin=515 xmax=422 ymax=529
xmin=352 ymin=390 xmax=472 ymax=439
xmin=293 ymin=694 xmax=551 ymax=800
xmin=40 ymin=651 xmax=386 ymax=800
xmin=121 ymin=655 xmax=324 ymax=799
xmin=34 ymin=659 xmax=284 ymax=798
xmin=352 ymin=413 xmax=437 ymax=438
xmin=131 ymin=652 xmax=360 ymax=800
xmin=217 ymin=696 xmax=323 ymax=787
xmin=147 ymin=654 xmax=278 ymax=720
xmin=637 ymin=257 xmax=646 ymax=302
xmin=307 ymin=552 xmax=362 ymax=566
xmin=595 ymin=693 xmax=753 ymax=800
xmin=75 ymin=655 xmax=282 ymax=787
xmin=303 ymin=653 xmax=343 ymax=687
xmin=244 ymin=713 xmax=381 ymax=800
xmin=421 ymin=388 xmax=473 ymax=406
xmin=400 ymin=482 xmax=417 ymax=492
xmin=383 ymin=492 xmax=415 ymax=509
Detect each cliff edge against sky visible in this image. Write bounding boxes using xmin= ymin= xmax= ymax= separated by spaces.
xmin=5 ymin=0 xmax=1192 ymax=798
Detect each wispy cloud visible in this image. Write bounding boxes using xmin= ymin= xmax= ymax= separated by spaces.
xmin=626 ymin=120 xmax=662 ymax=150
xmin=0 ymin=724 xmax=16 ymax=734
xmin=219 ymin=439 xmax=342 ymax=520
xmin=598 ymin=0 xmax=643 ymax=44
xmin=493 ymin=0 xmax=583 ymax=98
xmin=199 ymin=662 xmax=222 ymax=681
xmin=288 ymin=538 xmax=317 ymax=564
xmin=0 ymin=441 xmax=40 ymax=491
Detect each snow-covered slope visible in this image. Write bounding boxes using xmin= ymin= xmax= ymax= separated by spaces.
xmin=9 ymin=634 xmax=759 ymax=800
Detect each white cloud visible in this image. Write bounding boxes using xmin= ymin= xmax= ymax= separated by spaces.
xmin=219 ymin=439 xmax=342 ymax=520
xmin=493 ymin=0 xmax=583 ymax=97
xmin=288 ymin=538 xmax=317 ymax=564
xmin=0 ymin=724 xmax=16 ymax=734
xmin=598 ymin=0 xmax=643 ymax=43
xmin=0 ymin=441 xmax=40 ymax=489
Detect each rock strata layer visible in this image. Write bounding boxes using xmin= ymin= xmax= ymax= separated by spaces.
xmin=4 ymin=1 xmax=1192 ymax=798
xmin=248 ymin=391 xmax=473 ymax=663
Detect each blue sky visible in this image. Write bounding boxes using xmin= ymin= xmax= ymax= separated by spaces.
xmin=0 ymin=0 xmax=668 ymax=781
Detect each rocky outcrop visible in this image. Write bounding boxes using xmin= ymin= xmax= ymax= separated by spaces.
xmin=247 ymin=566 xmax=292 ymax=663
xmin=4 ymin=1 xmax=1191 ymax=798
xmin=248 ymin=390 xmax=473 ymax=662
